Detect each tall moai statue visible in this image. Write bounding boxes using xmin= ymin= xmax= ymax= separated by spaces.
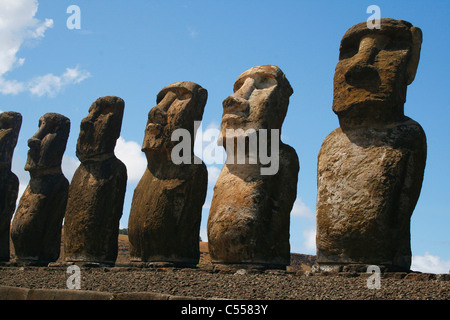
xmin=207 ymin=65 xmax=299 ymax=269
xmin=0 ymin=112 xmax=22 ymax=262
xmin=64 ymin=96 xmax=127 ymax=266
xmin=11 ymin=113 xmax=70 ymax=265
xmin=128 ymin=82 xmax=208 ymax=267
xmin=316 ymin=19 xmax=426 ymax=272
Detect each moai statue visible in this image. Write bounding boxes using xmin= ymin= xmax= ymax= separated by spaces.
xmin=64 ymin=96 xmax=127 ymax=266
xmin=11 ymin=113 xmax=70 ymax=265
xmin=207 ymin=65 xmax=299 ymax=269
xmin=0 ymin=112 xmax=22 ymax=262
xmin=316 ymin=19 xmax=426 ymax=272
xmin=128 ymin=82 xmax=208 ymax=267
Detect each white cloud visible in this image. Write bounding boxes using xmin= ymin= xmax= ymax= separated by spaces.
xmin=0 ymin=0 xmax=52 ymax=76
xmin=207 ymin=165 xmax=221 ymax=186
xmin=302 ymin=227 xmax=316 ymax=253
xmin=0 ymin=78 xmax=25 ymax=95
xmin=200 ymin=227 xmax=208 ymax=242
xmin=62 ymin=154 xmax=80 ymax=182
xmin=194 ymin=121 xmax=227 ymax=165
xmin=31 ymin=18 xmax=54 ymax=38
xmin=291 ymin=196 xmax=315 ymax=219
xmin=28 ymin=66 xmax=91 ymax=97
xmin=0 ymin=0 xmax=89 ymax=97
xmin=114 ymin=136 xmax=147 ymax=183
xmin=411 ymin=252 xmax=450 ymax=274
xmin=0 ymin=0 xmax=53 ymax=76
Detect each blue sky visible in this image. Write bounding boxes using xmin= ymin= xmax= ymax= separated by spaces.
xmin=1 ymin=0 xmax=448 ymax=273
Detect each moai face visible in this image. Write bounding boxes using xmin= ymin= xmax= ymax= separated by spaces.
xmin=76 ymin=96 xmax=125 ymax=162
xmin=333 ymin=19 xmax=422 ymax=126
xmin=220 ymin=65 xmax=293 ymax=146
xmin=25 ymin=113 xmax=70 ymax=173
xmin=142 ymin=81 xmax=207 ymax=153
xmin=0 ymin=112 xmax=22 ymax=167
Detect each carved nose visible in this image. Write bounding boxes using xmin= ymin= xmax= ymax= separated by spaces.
xmin=234 ymin=77 xmax=255 ymax=100
xmin=344 ymin=37 xmax=382 ymax=91
xmin=223 ymin=95 xmax=249 ymax=115
xmin=27 ymin=137 xmax=41 ymax=149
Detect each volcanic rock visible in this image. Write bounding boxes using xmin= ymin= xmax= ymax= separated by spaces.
xmin=128 ymin=82 xmax=208 ymax=266
xmin=316 ymin=19 xmax=426 ymax=271
xmin=0 ymin=112 xmax=22 ymax=261
xmin=207 ymin=65 xmax=299 ymax=269
xmin=11 ymin=113 xmax=70 ymax=264
xmin=64 ymin=96 xmax=127 ymax=266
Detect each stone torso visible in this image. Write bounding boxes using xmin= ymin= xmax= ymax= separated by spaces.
xmin=11 ymin=173 xmax=68 ymax=263
xmin=0 ymin=170 xmax=19 ymax=261
xmin=63 ymin=156 xmax=127 ymax=264
xmin=207 ymin=144 xmax=299 ymax=267
xmin=128 ymin=163 xmax=207 ymax=265
xmin=316 ymin=118 xmax=426 ymax=268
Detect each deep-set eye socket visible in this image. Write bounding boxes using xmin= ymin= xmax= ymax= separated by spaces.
xmin=148 ymin=108 xmax=166 ymax=124
xmin=382 ymin=36 xmax=411 ymax=52
xmin=0 ymin=119 xmax=12 ymax=129
xmin=39 ymin=118 xmax=60 ymax=135
xmin=175 ymin=88 xmax=192 ymax=101
xmin=253 ymin=76 xmax=277 ymax=90
xmin=157 ymin=88 xmax=192 ymax=105
xmin=339 ymin=42 xmax=359 ymax=60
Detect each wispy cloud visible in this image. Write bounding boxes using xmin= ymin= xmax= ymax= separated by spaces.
xmin=291 ymin=196 xmax=315 ymax=219
xmin=0 ymin=0 xmax=90 ymax=97
xmin=0 ymin=78 xmax=25 ymax=95
xmin=28 ymin=66 xmax=91 ymax=97
xmin=411 ymin=252 xmax=450 ymax=274
xmin=302 ymin=227 xmax=316 ymax=253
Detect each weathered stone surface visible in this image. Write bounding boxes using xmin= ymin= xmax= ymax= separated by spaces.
xmin=11 ymin=113 xmax=70 ymax=264
xmin=64 ymin=96 xmax=127 ymax=266
xmin=128 ymin=82 xmax=208 ymax=266
xmin=0 ymin=112 xmax=22 ymax=261
xmin=207 ymin=65 xmax=299 ymax=269
xmin=316 ymin=19 xmax=426 ymax=271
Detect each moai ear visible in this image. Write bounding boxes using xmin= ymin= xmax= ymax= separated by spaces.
xmin=406 ymin=26 xmax=423 ymax=85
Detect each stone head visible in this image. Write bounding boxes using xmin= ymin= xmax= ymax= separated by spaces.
xmin=333 ymin=19 xmax=422 ymax=127
xmin=0 ymin=111 xmax=22 ymax=168
xmin=25 ymin=113 xmax=70 ymax=173
xmin=142 ymin=81 xmax=207 ymax=153
xmin=76 ymin=96 xmax=125 ymax=162
xmin=220 ymin=65 xmax=293 ymax=146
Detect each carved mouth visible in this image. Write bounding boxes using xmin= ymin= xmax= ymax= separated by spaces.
xmin=222 ymin=112 xmax=245 ymax=120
